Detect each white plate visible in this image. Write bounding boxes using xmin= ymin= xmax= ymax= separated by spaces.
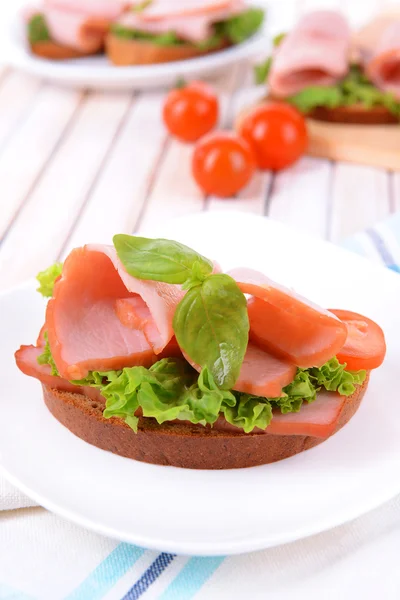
xmin=0 ymin=0 xmax=267 ymax=90
xmin=1 ymin=211 xmax=400 ymax=556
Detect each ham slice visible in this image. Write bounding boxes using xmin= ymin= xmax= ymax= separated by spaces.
xmin=25 ymin=0 xmax=127 ymax=52
xmin=229 ymin=267 xmax=347 ymax=368
xmin=184 ymin=343 xmax=296 ymax=398
xmin=116 ymin=0 xmax=245 ymax=43
xmin=233 ymin=343 xmax=296 ymax=397
xmin=269 ymin=10 xmax=351 ymax=97
xmin=266 ymin=390 xmax=345 ymax=437
xmin=365 ymin=21 xmax=400 ymax=100
xmin=46 ymin=245 xmax=184 ymax=380
xmin=15 ymin=345 xmax=104 ymax=402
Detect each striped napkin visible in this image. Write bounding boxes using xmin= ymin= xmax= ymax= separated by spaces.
xmin=1 ymin=212 xmax=400 ymax=600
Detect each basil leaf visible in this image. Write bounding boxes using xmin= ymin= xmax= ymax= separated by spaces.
xmin=113 ymin=235 xmax=213 ymax=285
xmin=173 ymin=274 xmax=249 ymax=389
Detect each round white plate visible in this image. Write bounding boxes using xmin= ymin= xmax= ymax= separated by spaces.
xmin=0 ymin=1 xmax=267 ymax=90
xmin=1 ymin=211 xmax=400 ymax=556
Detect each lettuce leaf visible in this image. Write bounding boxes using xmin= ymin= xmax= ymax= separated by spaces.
xmin=38 ymin=341 xmax=366 ymax=433
xmin=308 ymin=357 xmax=366 ymax=396
xmin=223 ymin=8 xmax=264 ymax=44
xmin=222 ymin=394 xmax=273 ymax=433
xmin=37 ymin=333 xmax=59 ymax=376
xmin=28 ymin=14 xmax=51 ymax=44
xmin=36 ymin=262 xmax=63 ymax=297
xmin=110 ymin=25 xmax=184 ymax=46
xmin=100 ymin=360 xmax=236 ymax=431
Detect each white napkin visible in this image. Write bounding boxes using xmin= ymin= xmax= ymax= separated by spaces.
xmin=0 ymin=476 xmax=36 ymax=511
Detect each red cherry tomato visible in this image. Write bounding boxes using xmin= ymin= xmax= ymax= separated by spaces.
xmin=329 ymin=309 xmax=386 ymax=371
xmin=163 ymin=81 xmax=219 ymax=142
xmin=238 ymin=102 xmax=308 ymax=170
xmin=192 ymin=131 xmax=256 ymax=197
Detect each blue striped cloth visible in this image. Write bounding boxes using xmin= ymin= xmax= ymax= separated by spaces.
xmin=3 ymin=213 xmax=400 ymax=600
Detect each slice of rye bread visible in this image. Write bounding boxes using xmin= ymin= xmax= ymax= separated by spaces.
xmin=30 ymin=41 xmax=101 ymax=60
xmin=105 ymin=34 xmax=230 ymax=66
xmin=42 ymin=373 xmax=370 ymax=469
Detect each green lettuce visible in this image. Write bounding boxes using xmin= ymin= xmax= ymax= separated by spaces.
xmin=28 ymin=14 xmax=51 ymax=44
xmin=37 ymin=342 xmax=366 ymax=433
xmin=36 ymin=262 xmax=63 ymax=297
xmin=37 ymin=333 xmax=59 ymax=376
xmin=255 ymin=53 xmax=400 ymax=118
xmin=223 ymin=8 xmax=264 ymax=44
xmin=112 ymin=8 xmax=264 ymax=48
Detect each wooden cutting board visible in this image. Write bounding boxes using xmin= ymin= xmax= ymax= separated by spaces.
xmin=307 ymin=119 xmax=400 ymax=171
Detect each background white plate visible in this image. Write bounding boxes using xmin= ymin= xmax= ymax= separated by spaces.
xmin=1 ymin=211 xmax=400 ymax=556
xmin=0 ymin=0 xmax=268 ymax=90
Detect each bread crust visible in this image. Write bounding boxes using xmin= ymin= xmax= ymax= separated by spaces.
xmin=42 ymin=374 xmax=370 ymax=469
xmin=306 ymin=103 xmax=399 ymax=125
xmin=105 ymin=34 xmax=229 ymax=66
xmin=267 ymin=95 xmax=399 ymax=124
xmin=30 ymin=41 xmax=99 ymax=61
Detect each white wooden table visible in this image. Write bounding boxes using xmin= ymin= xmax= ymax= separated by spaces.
xmin=1 ymin=0 xmax=399 ymax=293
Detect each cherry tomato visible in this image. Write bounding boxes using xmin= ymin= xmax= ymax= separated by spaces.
xmin=329 ymin=309 xmax=386 ymax=371
xmin=163 ymin=81 xmax=219 ymax=143
xmin=192 ymin=131 xmax=256 ymax=197
xmin=238 ymin=102 xmax=308 ymax=170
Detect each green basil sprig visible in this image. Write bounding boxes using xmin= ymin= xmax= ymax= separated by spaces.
xmin=113 ymin=235 xmax=249 ymax=389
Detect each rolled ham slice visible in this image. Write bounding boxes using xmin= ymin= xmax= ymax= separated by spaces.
xmin=116 ymin=0 xmax=245 ymax=44
xmin=365 ymin=21 xmax=400 ymax=100
xmin=46 ymin=245 xmax=184 ymax=381
xmin=26 ymin=0 xmax=127 ymax=53
xmin=229 ymin=267 xmax=347 ymax=368
xmin=269 ymin=10 xmax=351 ymax=97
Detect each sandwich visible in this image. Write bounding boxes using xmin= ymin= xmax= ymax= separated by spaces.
xmin=24 ymin=0 xmax=264 ymax=65
xmin=256 ymin=10 xmax=400 ymax=124
xmin=106 ymin=0 xmax=264 ymax=66
xmin=15 ymin=236 xmax=386 ymax=469
xmin=24 ymin=0 xmax=128 ymax=60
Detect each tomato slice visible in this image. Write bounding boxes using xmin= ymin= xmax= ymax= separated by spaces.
xmin=329 ymin=309 xmax=386 ymax=371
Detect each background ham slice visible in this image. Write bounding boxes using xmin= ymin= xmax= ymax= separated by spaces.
xmin=365 ymin=21 xmax=400 ymax=100
xmin=26 ymin=0 xmax=127 ymax=53
xmin=117 ymin=0 xmax=245 ymax=44
xmin=229 ymin=267 xmax=347 ymax=368
xmin=268 ymin=10 xmax=351 ymax=97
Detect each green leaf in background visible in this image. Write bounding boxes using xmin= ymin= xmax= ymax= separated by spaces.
xmin=113 ymin=235 xmax=213 ymax=285
xmin=173 ymin=274 xmax=249 ymax=389
xmin=272 ymin=32 xmax=286 ymax=47
xmin=37 ymin=332 xmax=59 ymax=376
xmin=223 ymin=8 xmax=264 ymax=44
xmin=28 ymin=14 xmax=51 ymax=44
xmin=132 ymin=0 xmax=153 ymax=13
xmin=36 ymin=262 xmax=63 ymax=297
xmin=111 ymin=25 xmax=184 ymax=46
xmin=287 ymin=86 xmax=343 ymax=113
xmin=254 ymin=56 xmax=273 ymax=84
